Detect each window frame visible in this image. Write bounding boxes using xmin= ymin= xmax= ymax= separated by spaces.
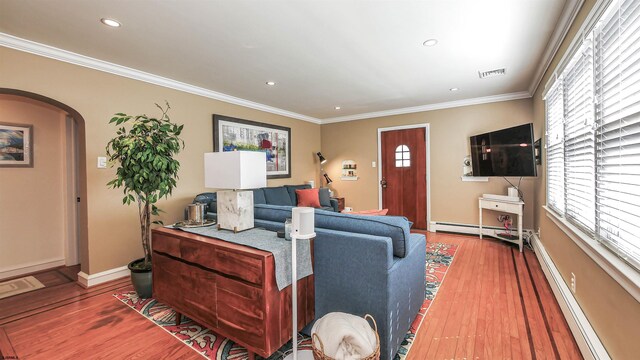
xmin=542 ymin=0 xmax=640 ymax=302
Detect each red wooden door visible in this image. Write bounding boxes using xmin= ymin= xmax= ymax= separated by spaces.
xmin=381 ymin=128 xmax=427 ymax=229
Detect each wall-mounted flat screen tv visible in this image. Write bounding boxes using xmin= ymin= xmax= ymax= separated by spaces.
xmin=470 ymin=123 xmax=537 ymax=177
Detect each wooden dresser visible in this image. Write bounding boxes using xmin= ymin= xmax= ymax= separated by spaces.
xmin=152 ymin=227 xmax=314 ymax=360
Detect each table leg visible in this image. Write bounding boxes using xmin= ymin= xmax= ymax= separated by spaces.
xmin=248 ymin=351 xmax=256 ymax=360
xmin=175 ymin=312 xmax=182 ymax=325
xmin=479 ymin=202 xmax=483 ymax=239
xmin=518 ymin=213 xmax=523 ymax=252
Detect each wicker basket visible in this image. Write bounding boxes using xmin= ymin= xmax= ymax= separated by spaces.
xmin=311 ymin=314 xmax=380 ymax=360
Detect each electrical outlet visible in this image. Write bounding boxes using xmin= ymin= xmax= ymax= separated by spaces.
xmin=570 ymin=272 xmax=576 ymax=293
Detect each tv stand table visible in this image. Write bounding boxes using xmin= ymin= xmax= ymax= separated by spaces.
xmin=479 ymin=197 xmax=524 ymax=252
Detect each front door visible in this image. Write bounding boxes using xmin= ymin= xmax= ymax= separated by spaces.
xmin=380 ymin=127 xmax=427 ymax=229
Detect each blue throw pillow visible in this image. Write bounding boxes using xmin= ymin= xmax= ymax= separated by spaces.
xmin=263 ymin=186 xmax=293 ymax=206
xmin=318 ymin=188 xmax=331 ymax=207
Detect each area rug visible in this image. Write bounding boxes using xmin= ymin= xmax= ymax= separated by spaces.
xmin=114 ymin=241 xmax=458 ymax=360
xmin=0 ymin=275 xmax=45 ymax=299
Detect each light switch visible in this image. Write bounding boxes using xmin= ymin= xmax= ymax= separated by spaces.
xmin=372 ymin=161 xmax=376 ymax=168
xmin=97 ymin=156 xmax=107 ymax=169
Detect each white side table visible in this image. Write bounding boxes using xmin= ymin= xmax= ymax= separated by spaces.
xmin=479 ymin=197 xmax=524 ymax=252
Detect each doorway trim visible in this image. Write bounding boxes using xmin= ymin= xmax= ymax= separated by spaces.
xmin=0 ymin=88 xmax=88 ymax=276
xmin=377 ymin=123 xmax=431 ymax=231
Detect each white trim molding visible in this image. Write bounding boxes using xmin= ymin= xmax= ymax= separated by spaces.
xmin=0 ymin=258 xmax=66 ymax=281
xmin=78 ymin=266 xmax=129 ymax=288
xmin=324 ymin=92 xmax=531 ymax=124
xmin=531 ymin=233 xmax=611 ymax=360
xmin=377 ymin=124 xmax=431 ymax=231
xmin=544 ymin=206 xmax=640 ymax=303
xmin=430 ymin=221 xmax=531 ymax=237
xmin=0 ymin=33 xmax=321 ymax=125
xmin=529 ymin=0 xmax=585 ymax=95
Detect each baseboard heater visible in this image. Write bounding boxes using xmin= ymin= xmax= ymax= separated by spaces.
xmin=430 ymin=221 xmax=527 ymax=237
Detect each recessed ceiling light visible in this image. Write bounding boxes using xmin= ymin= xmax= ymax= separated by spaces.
xmin=422 ymin=39 xmax=438 ymax=47
xmin=100 ymin=18 xmax=121 ymax=27
xmin=335 ymin=106 xmax=341 ymax=110
xmin=266 ymin=81 xmax=276 ymax=86
xmin=449 ymin=87 xmax=459 ymax=92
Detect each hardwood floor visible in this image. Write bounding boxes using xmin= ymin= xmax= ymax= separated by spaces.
xmin=408 ymin=232 xmax=582 ymax=360
xmin=0 ymin=235 xmax=582 ymax=360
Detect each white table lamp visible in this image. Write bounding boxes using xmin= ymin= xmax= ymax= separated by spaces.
xmin=204 ymin=151 xmax=266 ymax=232
xmin=284 ymin=207 xmax=316 ymax=360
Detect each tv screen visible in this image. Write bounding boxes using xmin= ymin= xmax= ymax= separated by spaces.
xmin=470 ymin=123 xmax=537 ymax=177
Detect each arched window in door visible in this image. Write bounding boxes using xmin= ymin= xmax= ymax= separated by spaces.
xmin=395 ymin=145 xmax=410 ymax=167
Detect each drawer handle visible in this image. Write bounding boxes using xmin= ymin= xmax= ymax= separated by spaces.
xmin=496 ymin=205 xmax=499 ymax=207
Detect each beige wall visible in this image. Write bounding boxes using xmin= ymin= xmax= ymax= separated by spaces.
xmin=0 ymin=47 xmax=321 ymax=274
xmin=532 ymin=0 xmax=640 ymax=359
xmin=321 ymin=98 xmax=536 ymax=229
xmin=0 ymin=95 xmax=67 ymax=274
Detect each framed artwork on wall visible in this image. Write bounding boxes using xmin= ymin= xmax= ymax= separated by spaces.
xmin=0 ymin=122 xmax=33 ymax=168
xmin=213 ymin=114 xmax=291 ymax=179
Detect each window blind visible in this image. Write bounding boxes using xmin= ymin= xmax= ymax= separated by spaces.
xmin=564 ymin=36 xmax=596 ymax=233
xmin=546 ymin=80 xmax=565 ymax=214
xmin=594 ymin=0 xmax=640 ymax=269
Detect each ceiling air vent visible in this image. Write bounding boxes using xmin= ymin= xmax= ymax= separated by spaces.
xmin=478 ymin=68 xmax=506 ymax=79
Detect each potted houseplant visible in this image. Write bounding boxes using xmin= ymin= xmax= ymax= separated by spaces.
xmin=106 ymin=102 xmax=184 ymax=298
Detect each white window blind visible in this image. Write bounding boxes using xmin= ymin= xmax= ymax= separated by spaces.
xmin=564 ymin=36 xmax=596 ymax=233
xmin=546 ymin=80 xmax=565 ymax=214
xmin=594 ymin=0 xmax=640 ymax=269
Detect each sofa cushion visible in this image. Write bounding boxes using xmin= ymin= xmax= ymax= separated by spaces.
xmin=252 ymin=188 xmax=266 ymax=204
xmin=264 ymin=186 xmax=293 ymax=206
xmin=285 ymin=184 xmax=311 ymax=205
xmin=193 ymin=192 xmax=217 ymax=213
xmin=254 ymin=204 xmax=293 ymax=223
xmin=296 ymin=188 xmax=322 ymax=208
xmin=314 ymin=210 xmax=411 ymax=258
xmin=318 ymin=188 xmax=331 ymax=207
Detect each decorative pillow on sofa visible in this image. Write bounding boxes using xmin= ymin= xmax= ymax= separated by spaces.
xmin=286 ymin=184 xmax=311 ymax=204
xmin=296 ymin=188 xmax=321 ymax=208
xmin=318 ymin=188 xmax=332 ymax=207
xmin=349 ymin=209 xmax=389 ymax=216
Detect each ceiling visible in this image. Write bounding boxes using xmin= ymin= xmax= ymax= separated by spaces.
xmin=0 ymin=0 xmax=572 ymax=123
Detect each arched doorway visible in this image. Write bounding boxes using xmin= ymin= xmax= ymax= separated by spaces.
xmin=0 ymin=88 xmax=88 ymax=278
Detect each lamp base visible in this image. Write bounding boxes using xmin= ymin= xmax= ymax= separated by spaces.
xmin=283 ymin=349 xmax=314 ymax=360
xmin=217 ymin=190 xmax=254 ymax=232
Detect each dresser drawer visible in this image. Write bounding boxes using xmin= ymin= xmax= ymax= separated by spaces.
xmin=481 ymin=199 xmax=522 ymax=214
xmin=216 ymin=276 xmax=265 ymax=349
xmin=153 ymin=234 xmax=181 ymax=258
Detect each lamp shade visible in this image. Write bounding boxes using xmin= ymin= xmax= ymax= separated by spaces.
xmin=204 ymin=151 xmax=267 ymax=189
xmin=323 ymin=173 xmax=333 ymax=185
xmin=317 ymin=152 xmax=327 ymax=164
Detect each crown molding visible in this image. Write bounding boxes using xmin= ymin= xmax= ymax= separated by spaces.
xmin=528 ymin=0 xmax=584 ymax=96
xmin=0 ymin=33 xmax=322 ymax=124
xmin=321 ymin=91 xmax=531 ymax=124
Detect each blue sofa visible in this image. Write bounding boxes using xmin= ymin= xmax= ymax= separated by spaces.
xmin=189 ymin=188 xmax=426 ymax=360
xmin=192 ymin=184 xmax=339 ymax=216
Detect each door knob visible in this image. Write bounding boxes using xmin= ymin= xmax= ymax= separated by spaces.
xmin=380 ymin=178 xmax=387 ymax=189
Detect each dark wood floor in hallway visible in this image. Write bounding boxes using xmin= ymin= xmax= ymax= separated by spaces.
xmin=0 ymin=234 xmax=582 ymax=360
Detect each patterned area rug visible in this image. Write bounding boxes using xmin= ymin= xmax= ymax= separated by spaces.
xmin=114 ymin=241 xmax=457 ymax=360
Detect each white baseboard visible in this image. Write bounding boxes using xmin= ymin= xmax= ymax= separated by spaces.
xmin=0 ymin=258 xmax=66 ymax=281
xmin=430 ymin=221 xmax=530 ymax=237
xmin=78 ymin=266 xmax=130 ymax=288
xmin=531 ymin=234 xmax=611 ymax=360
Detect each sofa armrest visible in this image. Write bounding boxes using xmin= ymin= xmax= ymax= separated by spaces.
xmin=329 ymin=198 xmax=339 ymax=212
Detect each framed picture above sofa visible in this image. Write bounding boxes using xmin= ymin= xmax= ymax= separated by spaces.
xmin=213 ymin=114 xmax=291 ymax=179
xmin=0 ymin=122 xmax=33 ymax=168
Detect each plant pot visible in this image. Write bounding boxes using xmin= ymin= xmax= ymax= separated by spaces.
xmin=128 ymin=258 xmax=153 ymax=298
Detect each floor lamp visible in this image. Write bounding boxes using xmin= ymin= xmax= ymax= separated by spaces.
xmin=283 ymin=207 xmax=316 ymax=360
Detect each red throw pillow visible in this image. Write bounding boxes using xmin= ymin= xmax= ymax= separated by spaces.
xmin=349 ymin=209 xmax=389 ymax=216
xmin=296 ymin=188 xmax=322 ymax=208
